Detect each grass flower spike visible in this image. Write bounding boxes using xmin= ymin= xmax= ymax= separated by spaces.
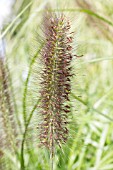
xmin=38 ymin=12 xmax=74 ymax=156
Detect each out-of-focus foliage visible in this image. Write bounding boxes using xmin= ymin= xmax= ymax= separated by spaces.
xmin=1 ymin=0 xmax=113 ymax=170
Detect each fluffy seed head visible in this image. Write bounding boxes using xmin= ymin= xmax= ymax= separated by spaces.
xmin=38 ymin=12 xmax=74 ymax=149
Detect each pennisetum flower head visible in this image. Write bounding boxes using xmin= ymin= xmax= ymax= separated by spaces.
xmin=0 ymin=34 xmax=18 ymax=169
xmin=38 ymin=11 xmax=74 ymax=153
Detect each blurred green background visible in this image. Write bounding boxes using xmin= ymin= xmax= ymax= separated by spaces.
xmin=1 ymin=0 xmax=113 ymax=170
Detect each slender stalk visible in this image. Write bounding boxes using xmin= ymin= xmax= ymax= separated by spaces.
xmin=21 ymin=44 xmax=43 ymax=170
xmin=21 ymin=98 xmax=41 ymax=170
xmin=50 ymin=118 xmax=54 ymax=170
xmin=22 ymin=44 xmax=44 ymax=124
xmin=50 ymin=149 xmax=54 ymax=170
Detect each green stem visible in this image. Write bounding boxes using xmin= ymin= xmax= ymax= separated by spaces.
xmin=23 ymin=44 xmax=44 ymax=124
xmin=21 ymin=98 xmax=41 ymax=170
xmin=50 ymin=150 xmax=54 ymax=170
xmin=21 ymin=44 xmax=43 ymax=170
